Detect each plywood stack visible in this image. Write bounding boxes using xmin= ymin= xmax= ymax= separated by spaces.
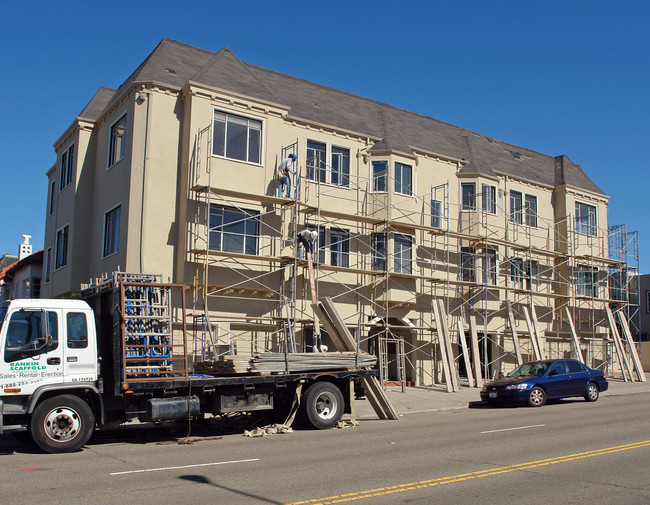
xmin=193 ymin=356 xmax=252 ymax=375
xmin=250 ymin=352 xmax=377 ymax=373
xmin=312 ymin=297 xmax=399 ymax=420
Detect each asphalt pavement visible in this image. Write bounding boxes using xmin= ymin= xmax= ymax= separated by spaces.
xmin=353 ymin=373 xmax=650 ymax=419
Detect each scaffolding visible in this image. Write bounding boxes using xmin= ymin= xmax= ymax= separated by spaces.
xmin=187 ymin=124 xmax=641 ymax=390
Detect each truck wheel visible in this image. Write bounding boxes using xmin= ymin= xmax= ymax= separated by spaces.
xmin=301 ymin=382 xmax=344 ymax=429
xmin=31 ymin=395 xmax=95 ymax=453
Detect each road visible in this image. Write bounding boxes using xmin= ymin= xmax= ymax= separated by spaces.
xmin=1 ymin=392 xmax=649 ymax=504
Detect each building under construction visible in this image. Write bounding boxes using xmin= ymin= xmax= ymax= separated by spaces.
xmin=43 ymin=38 xmax=643 ymax=390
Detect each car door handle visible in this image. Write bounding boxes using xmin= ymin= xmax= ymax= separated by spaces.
xmin=47 ymin=357 xmax=61 ymax=365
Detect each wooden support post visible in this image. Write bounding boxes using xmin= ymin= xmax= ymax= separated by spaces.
xmin=505 ymin=301 xmax=523 ymax=366
xmin=564 ymin=307 xmax=585 ymax=363
xmin=437 ymin=299 xmax=460 ymax=391
xmin=306 ymin=252 xmax=321 ymax=349
xmin=523 ymin=306 xmax=542 ymax=361
xmin=457 ymin=320 xmax=475 ymax=387
xmin=530 ymin=305 xmax=546 ymax=359
xmin=605 ymin=306 xmax=633 ymax=382
xmin=431 ymin=301 xmax=454 ymax=392
xmin=468 ymin=313 xmax=483 ymax=386
xmin=617 ymin=310 xmax=646 ymax=382
xmin=312 ymin=297 xmax=399 ymax=419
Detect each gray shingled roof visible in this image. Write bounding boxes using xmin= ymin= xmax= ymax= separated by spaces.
xmin=80 ymin=38 xmax=605 ymax=196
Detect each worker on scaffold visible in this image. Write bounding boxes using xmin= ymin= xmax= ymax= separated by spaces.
xmin=297 ymin=228 xmax=317 ymax=259
xmin=277 ymin=153 xmax=296 ymax=198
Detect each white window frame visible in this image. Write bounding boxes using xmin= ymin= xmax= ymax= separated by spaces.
xmin=108 ymin=115 xmax=126 ymax=168
xmin=330 ymin=145 xmax=350 ymax=188
xmin=329 ymin=228 xmax=350 ymax=267
xmin=209 ymin=204 xmax=260 ymax=255
xmin=461 ymin=182 xmax=476 ymax=211
xmin=431 ymin=199 xmax=443 ymax=228
xmin=460 ymin=247 xmax=476 ymax=282
xmin=481 ymin=184 xmax=497 ymax=215
xmin=576 ymin=264 xmax=598 ymax=297
xmin=55 ymin=224 xmax=69 ymax=270
xmin=102 ymin=205 xmax=121 ymax=258
xmin=372 ymin=161 xmax=388 ymax=193
xmin=575 ymin=201 xmax=597 ymax=236
xmin=393 ymin=233 xmax=414 ymax=274
xmin=510 ymin=257 xmax=524 ymax=289
xmin=59 ymin=144 xmax=75 ymax=191
xmin=509 ymin=190 xmax=523 ymax=224
xmin=371 ymin=232 xmax=387 ymax=271
xmin=211 ymin=109 xmax=263 ymax=165
xmin=45 ymin=248 xmax=51 ymax=283
xmin=482 ymin=248 xmax=497 ymax=285
xmin=49 ymin=180 xmax=56 ymax=215
xmin=306 ymin=140 xmax=327 ymax=183
xmin=525 ymin=194 xmax=538 ymax=228
xmin=394 ymin=162 xmax=413 ymax=196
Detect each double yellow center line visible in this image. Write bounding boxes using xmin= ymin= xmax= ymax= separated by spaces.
xmin=287 ymin=440 xmax=650 ymax=505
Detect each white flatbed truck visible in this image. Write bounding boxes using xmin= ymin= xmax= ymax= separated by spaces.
xmin=0 ymin=275 xmax=374 ymax=453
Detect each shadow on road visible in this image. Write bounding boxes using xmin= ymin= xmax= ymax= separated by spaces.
xmin=180 ymin=474 xmax=284 ymax=504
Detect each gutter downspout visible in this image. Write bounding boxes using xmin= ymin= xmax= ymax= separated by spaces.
xmin=139 ymin=88 xmax=152 ymax=273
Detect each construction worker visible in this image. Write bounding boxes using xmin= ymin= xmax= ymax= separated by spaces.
xmin=277 ymin=153 xmax=296 ymax=198
xmin=297 ymin=228 xmax=318 ymax=259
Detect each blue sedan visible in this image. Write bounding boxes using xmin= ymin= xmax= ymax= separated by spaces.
xmin=480 ymin=359 xmax=608 ymax=407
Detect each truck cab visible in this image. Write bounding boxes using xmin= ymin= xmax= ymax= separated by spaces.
xmin=0 ymin=299 xmax=99 ymax=451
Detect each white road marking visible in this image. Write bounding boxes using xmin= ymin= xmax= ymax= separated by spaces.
xmin=110 ymin=458 xmax=260 ymax=476
xmin=480 ymin=424 xmax=545 ymax=434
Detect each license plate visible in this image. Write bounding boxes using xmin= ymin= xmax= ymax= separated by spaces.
xmin=489 ymin=392 xmax=497 ymax=398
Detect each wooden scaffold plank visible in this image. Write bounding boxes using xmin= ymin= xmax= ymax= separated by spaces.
xmin=505 ymin=301 xmax=523 ymax=366
xmin=530 ymin=305 xmax=546 ymax=360
xmin=605 ymin=306 xmax=633 ymax=382
xmin=564 ymin=307 xmax=585 ymax=363
xmin=437 ymin=299 xmax=460 ymax=391
xmin=431 ymin=301 xmax=454 ymax=393
xmin=616 ymin=310 xmax=646 ymax=382
xmin=468 ymin=313 xmax=483 ymax=386
xmin=523 ymin=306 xmax=542 ymax=361
xmin=456 ymin=320 xmax=475 ymax=387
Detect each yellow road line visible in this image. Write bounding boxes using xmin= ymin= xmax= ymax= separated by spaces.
xmin=286 ymin=440 xmax=650 ymax=505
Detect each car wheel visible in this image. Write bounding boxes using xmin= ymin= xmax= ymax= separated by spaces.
xmin=584 ymin=382 xmax=599 ymax=402
xmin=300 ymin=381 xmax=344 ymax=429
xmin=31 ymin=395 xmax=95 ymax=453
xmin=528 ymin=386 xmax=546 ymax=407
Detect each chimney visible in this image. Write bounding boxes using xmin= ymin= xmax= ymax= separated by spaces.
xmin=19 ymin=235 xmax=32 ymax=261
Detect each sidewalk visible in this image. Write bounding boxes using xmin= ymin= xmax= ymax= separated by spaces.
xmin=354 ymin=374 xmax=650 ymax=419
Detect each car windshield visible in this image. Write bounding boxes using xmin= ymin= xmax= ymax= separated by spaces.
xmin=508 ymin=362 xmax=549 ymax=377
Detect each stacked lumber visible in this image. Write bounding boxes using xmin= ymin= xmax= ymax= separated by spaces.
xmin=193 ymin=356 xmax=252 ymax=375
xmin=250 ymin=352 xmax=377 ymax=374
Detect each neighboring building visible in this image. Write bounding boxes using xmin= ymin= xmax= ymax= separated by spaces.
xmin=638 ymin=274 xmax=650 ymax=341
xmin=42 ymin=38 xmax=637 ymax=386
xmin=0 ymin=236 xmax=43 ymax=301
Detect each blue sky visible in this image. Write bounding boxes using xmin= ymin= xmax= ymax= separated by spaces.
xmin=1 ymin=1 xmax=648 ymax=272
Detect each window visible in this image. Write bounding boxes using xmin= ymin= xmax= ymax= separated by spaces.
xmin=509 ymin=191 xmax=523 ymax=224
xmin=108 ymin=115 xmax=126 ymax=167
xmin=511 ymin=258 xmax=539 ymax=290
xmin=306 ymin=140 xmax=326 ymax=182
xmin=67 ymin=312 xmax=88 ymax=349
xmin=329 ymin=229 xmax=349 ymax=267
xmin=212 ymin=111 xmax=261 ymax=164
xmin=49 ymin=181 xmax=56 ymax=215
xmin=45 ymin=248 xmax=51 ymax=283
xmin=394 ymin=234 xmax=413 ymax=274
xmin=566 ymin=360 xmax=586 ymax=373
xmin=331 ymin=147 xmax=350 ymax=187
xmin=481 ymin=184 xmax=496 ymax=214
xmin=525 ymin=194 xmax=538 ymax=227
xmin=461 ymin=183 xmax=476 ymax=211
xmin=372 ymin=233 xmax=387 ymax=271
xmin=55 ymin=225 xmax=69 ymax=269
xmin=482 ymin=249 xmax=497 ymax=285
xmin=575 ymin=202 xmax=597 ymax=236
xmin=460 ymin=247 xmax=475 ymax=282
xmin=31 ymin=278 xmax=41 ymax=298
xmin=373 ymin=162 xmax=387 ymax=192
xmin=395 ymin=163 xmax=412 ymax=196
xmin=209 ymin=205 xmax=259 ymax=255
xmin=103 ymin=206 xmax=121 ymax=257
xmin=576 ymin=265 xmax=598 ymax=297
xmin=548 ymin=361 xmax=568 ymax=376
xmin=4 ymin=310 xmax=58 ymax=363
xmin=609 ymin=269 xmax=627 ymax=301
xmin=59 ymin=144 xmax=75 ymax=190
xmin=431 ymin=199 xmax=442 ymax=228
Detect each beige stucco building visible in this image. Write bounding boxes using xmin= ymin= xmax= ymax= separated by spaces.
xmin=42 ymin=38 xmax=639 ymax=387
